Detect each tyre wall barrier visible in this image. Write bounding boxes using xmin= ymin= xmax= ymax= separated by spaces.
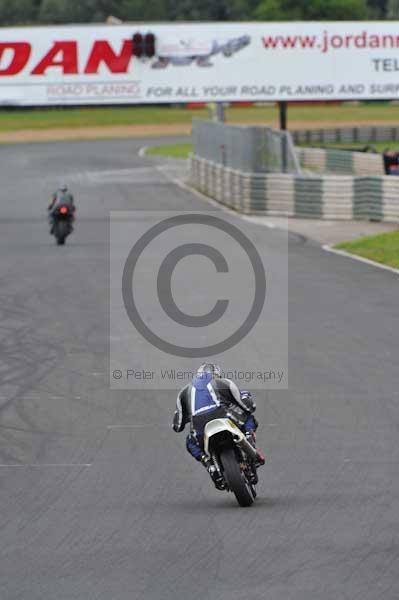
xmin=190 ymin=155 xmax=399 ymax=222
xmin=296 ymin=147 xmax=385 ymax=176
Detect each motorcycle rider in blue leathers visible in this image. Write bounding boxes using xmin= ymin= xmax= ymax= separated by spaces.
xmin=173 ymin=363 xmax=265 ymax=489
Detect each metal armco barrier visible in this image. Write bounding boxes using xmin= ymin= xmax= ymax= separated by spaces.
xmin=190 ymin=155 xmax=399 ymax=222
xmin=291 ymin=125 xmax=399 ymax=146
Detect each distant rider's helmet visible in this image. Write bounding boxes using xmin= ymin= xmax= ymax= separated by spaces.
xmin=59 ymin=184 xmax=68 ymax=193
xmin=240 ymin=390 xmax=256 ymax=413
xmin=196 ymin=363 xmax=222 ymax=379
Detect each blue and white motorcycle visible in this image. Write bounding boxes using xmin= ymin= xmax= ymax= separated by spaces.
xmin=203 ymin=417 xmax=259 ymax=507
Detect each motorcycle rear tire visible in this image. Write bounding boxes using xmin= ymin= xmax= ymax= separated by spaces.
xmin=220 ymin=448 xmax=254 ymax=507
xmin=54 ymin=221 xmax=68 ymax=246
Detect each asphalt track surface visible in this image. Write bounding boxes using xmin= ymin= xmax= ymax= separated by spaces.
xmin=1 ymin=138 xmax=399 ymax=600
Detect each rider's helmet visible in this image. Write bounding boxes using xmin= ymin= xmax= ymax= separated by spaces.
xmin=240 ymin=390 xmax=256 ymax=413
xmin=196 ymin=363 xmax=222 ymax=379
xmin=59 ymin=184 xmax=68 ymax=193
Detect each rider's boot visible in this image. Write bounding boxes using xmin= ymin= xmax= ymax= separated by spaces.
xmin=245 ymin=431 xmax=266 ymax=467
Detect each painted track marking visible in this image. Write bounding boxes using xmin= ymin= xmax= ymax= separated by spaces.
xmin=323 ymin=244 xmax=399 ymax=276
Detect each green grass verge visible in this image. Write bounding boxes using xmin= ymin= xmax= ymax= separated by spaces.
xmin=146 ymin=143 xmax=192 ymax=159
xmin=228 ymin=102 xmax=399 ymax=125
xmin=336 ymin=231 xmax=399 ymax=269
xmin=3 ymin=102 xmax=399 ymax=132
xmin=300 ymin=141 xmax=399 ymax=153
xmin=146 ymin=139 xmax=397 ymax=160
xmin=0 ymin=106 xmax=207 ymax=131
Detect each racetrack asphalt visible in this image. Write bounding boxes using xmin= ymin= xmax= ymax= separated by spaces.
xmin=1 ymin=137 xmax=399 ymax=600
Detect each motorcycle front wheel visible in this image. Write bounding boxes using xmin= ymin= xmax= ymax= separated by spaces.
xmin=220 ymin=448 xmax=255 ymax=507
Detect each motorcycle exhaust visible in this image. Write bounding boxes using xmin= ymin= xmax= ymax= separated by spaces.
xmin=234 ymin=436 xmax=259 ymax=461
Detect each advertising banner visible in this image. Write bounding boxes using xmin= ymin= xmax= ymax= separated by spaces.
xmin=1 ymin=22 xmax=399 ymax=105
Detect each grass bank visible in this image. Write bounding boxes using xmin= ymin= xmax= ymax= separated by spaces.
xmin=336 ymin=231 xmax=399 ymax=269
xmin=145 ymin=139 xmax=399 ymax=160
xmin=0 ymin=106 xmax=206 ymax=132
xmin=301 ymin=141 xmax=399 ymax=153
xmin=3 ymin=102 xmax=399 ymax=133
xmin=146 ymin=143 xmax=192 ymax=159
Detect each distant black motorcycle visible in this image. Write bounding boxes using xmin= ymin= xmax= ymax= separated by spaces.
xmin=50 ymin=205 xmax=74 ymax=245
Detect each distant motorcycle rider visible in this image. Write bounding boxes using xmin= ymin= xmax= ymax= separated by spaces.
xmin=173 ymin=363 xmax=265 ymax=489
xmin=48 ymin=184 xmax=75 ymax=233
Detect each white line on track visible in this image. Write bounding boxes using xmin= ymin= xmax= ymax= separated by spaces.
xmin=323 ymin=244 xmax=399 ymax=276
xmin=0 ymin=464 xmax=92 ymax=468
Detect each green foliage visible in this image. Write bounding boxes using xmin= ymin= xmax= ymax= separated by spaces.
xmin=387 ymin=0 xmax=399 ymax=17
xmin=255 ymin=0 xmax=369 ymax=20
xmin=0 ymin=0 xmax=37 ymax=24
xmin=38 ymin=0 xmax=73 ymax=23
xmin=367 ymin=0 xmax=388 ymax=18
xmin=38 ymin=0 xmax=125 ymax=23
xmin=254 ymin=0 xmax=286 ymax=20
xmin=0 ymin=0 xmax=390 ymax=25
xmin=120 ymin=0 xmax=170 ymax=21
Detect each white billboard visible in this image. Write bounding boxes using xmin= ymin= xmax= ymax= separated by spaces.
xmin=1 ymin=22 xmax=399 ymax=105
